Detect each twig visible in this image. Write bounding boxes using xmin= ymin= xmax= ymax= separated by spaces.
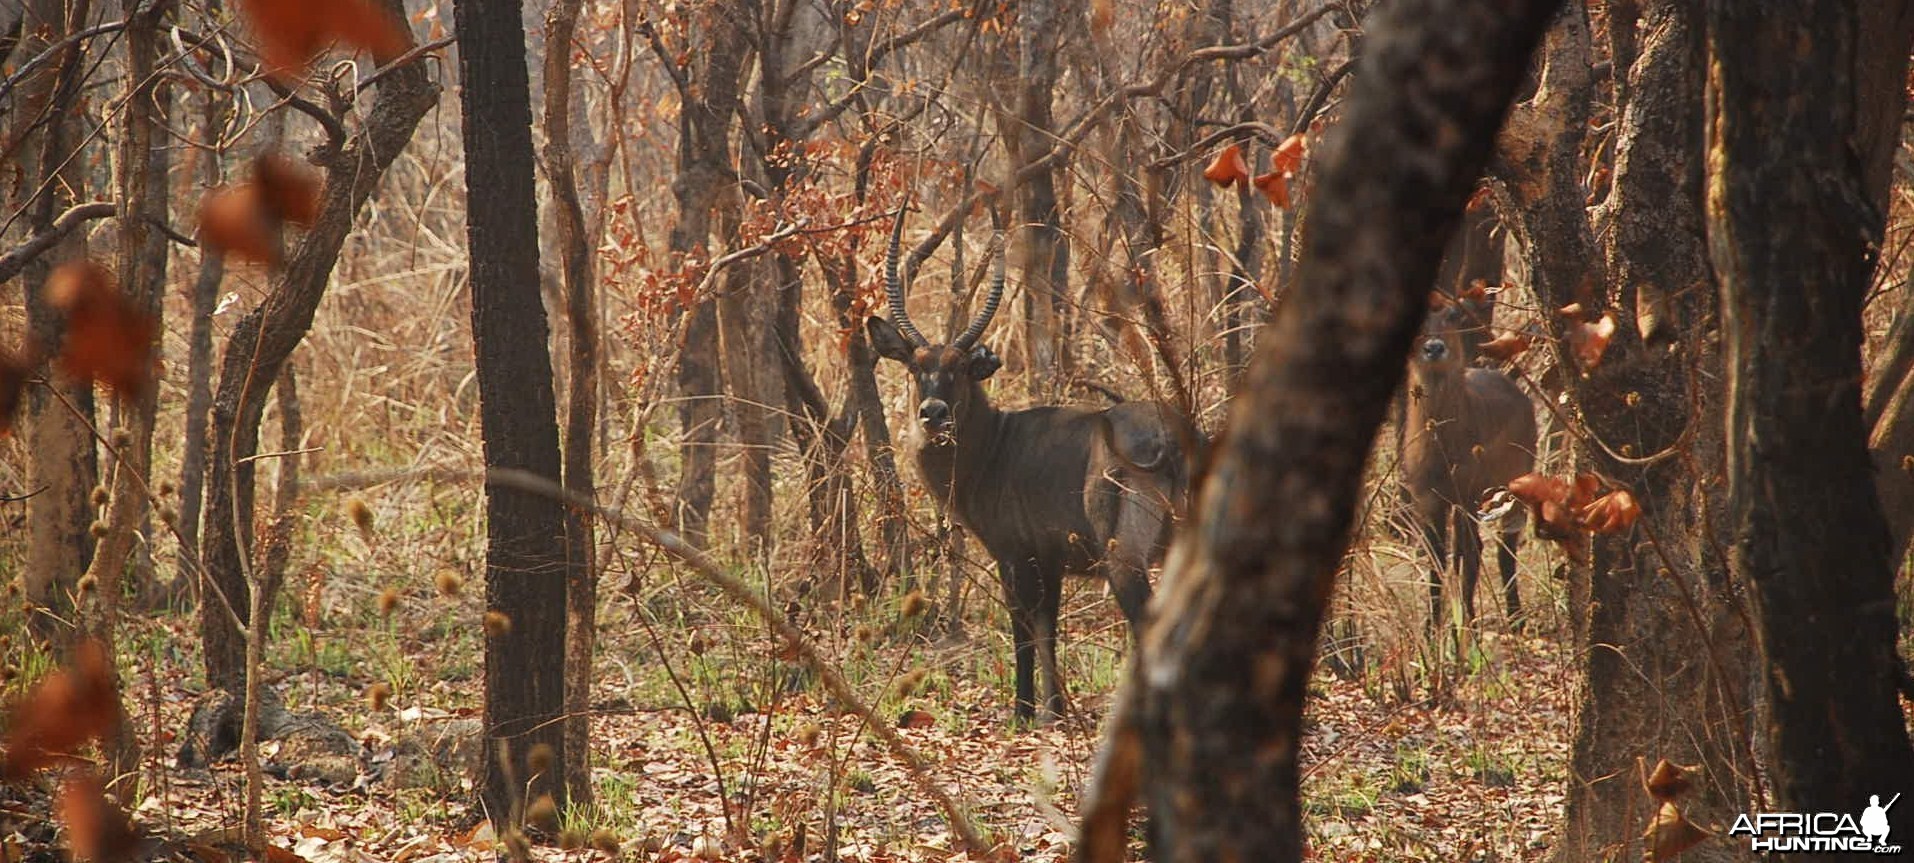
xmin=0 ymin=201 xmax=116 ymax=284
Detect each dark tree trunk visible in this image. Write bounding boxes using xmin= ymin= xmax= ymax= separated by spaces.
xmin=664 ymin=5 xmax=750 ymax=549
xmin=540 ymin=0 xmax=598 ymax=809
xmin=454 ymin=0 xmax=573 ymax=819
xmin=197 ymin=0 xmax=436 ymax=692
xmin=1076 ymin=0 xmax=1561 ymax=859
xmin=1493 ymin=6 xmax=1754 ymax=859
xmin=1707 ymin=0 xmax=1914 ymax=837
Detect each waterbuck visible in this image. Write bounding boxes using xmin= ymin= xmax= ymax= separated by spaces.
xmin=1401 ymin=296 xmax=1537 ymax=630
xmin=866 ymin=214 xmax=1190 ymax=721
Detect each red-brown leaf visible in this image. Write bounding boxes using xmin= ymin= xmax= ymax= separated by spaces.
xmin=2 ymin=639 xmax=119 ymax=779
xmin=1477 ymin=332 xmax=1532 ymax=361
xmin=1251 ymin=170 xmax=1290 ymax=207
xmin=1271 ymin=133 xmax=1307 ymax=176
xmin=198 ymin=184 xmax=281 ymax=265
xmin=46 ymin=262 xmax=156 ymax=397
xmin=1580 ymin=490 xmax=1641 ymax=534
xmin=58 ymin=772 xmax=141 ymax=862
xmin=239 ymin=0 xmax=406 ymax=81
xmin=253 ymin=154 xmax=320 ymax=226
xmin=1571 ymin=313 xmax=1618 ymax=369
xmin=1203 ymin=143 xmax=1250 ymax=188
xmin=0 ymin=345 xmax=30 ymax=437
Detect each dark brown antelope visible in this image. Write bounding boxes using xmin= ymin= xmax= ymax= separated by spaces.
xmin=1401 ymin=296 xmax=1537 ymax=630
xmin=866 ymin=213 xmax=1191 ymax=721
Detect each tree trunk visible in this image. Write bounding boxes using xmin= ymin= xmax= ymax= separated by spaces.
xmin=540 ymin=0 xmax=598 ymax=809
xmin=15 ymin=0 xmax=97 ymax=652
xmin=454 ymin=0 xmax=573 ymax=820
xmin=1003 ymin=0 xmax=1075 ymax=384
xmin=666 ymin=5 xmax=750 ymax=549
xmin=1707 ymin=0 xmax=1914 ymax=837
xmin=1075 ymin=1 xmax=1562 ymax=858
xmin=197 ymin=0 xmax=435 ymax=691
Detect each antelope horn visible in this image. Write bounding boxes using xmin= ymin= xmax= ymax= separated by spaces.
xmin=885 ymin=207 xmax=928 ymax=347
xmin=954 ymin=229 xmax=1005 ymax=351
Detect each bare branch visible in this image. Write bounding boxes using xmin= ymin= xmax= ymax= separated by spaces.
xmin=0 ymin=201 xmax=115 ymax=284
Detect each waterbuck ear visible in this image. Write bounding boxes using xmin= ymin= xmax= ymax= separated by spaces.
xmin=866 ymin=316 xmax=915 ymax=363
xmin=967 ymin=345 xmax=1002 ymax=380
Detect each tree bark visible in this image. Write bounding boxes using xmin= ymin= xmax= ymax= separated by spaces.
xmin=454 ymin=0 xmax=573 ymax=820
xmin=14 ymin=0 xmax=97 ymax=652
xmin=1078 ymin=0 xmax=1562 ymax=858
xmin=1493 ymin=5 xmax=1755 ymax=858
xmin=1707 ymin=0 xmax=1914 ymax=837
xmin=540 ymin=0 xmax=598 ymax=809
xmin=1003 ymin=0 xmax=1075 ymax=383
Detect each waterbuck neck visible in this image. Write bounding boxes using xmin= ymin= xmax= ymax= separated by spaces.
xmin=914 ymin=378 xmax=1004 ymax=511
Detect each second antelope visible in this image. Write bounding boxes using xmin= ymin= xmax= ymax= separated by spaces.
xmin=867 ymin=213 xmax=1192 ymax=722
xmin=1401 ymin=295 xmax=1537 ymax=631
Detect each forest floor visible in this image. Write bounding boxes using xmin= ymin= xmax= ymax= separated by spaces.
xmin=2 ymin=545 xmax=1577 ymax=863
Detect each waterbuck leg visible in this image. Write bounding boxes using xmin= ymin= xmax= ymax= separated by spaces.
xmin=1000 ymin=560 xmax=1041 ymax=721
xmin=1037 ymin=561 xmax=1066 ymax=719
xmin=1457 ymin=512 xmax=1484 ymax=626
xmin=1498 ymin=524 xmax=1523 ymax=628
xmin=1420 ymin=515 xmax=1448 ymax=636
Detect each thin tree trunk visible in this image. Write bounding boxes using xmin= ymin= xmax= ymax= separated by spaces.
xmin=1076 ymin=1 xmax=1561 ymax=858
xmin=541 ymin=0 xmax=599 ymax=809
xmin=1708 ymin=0 xmax=1914 ymax=835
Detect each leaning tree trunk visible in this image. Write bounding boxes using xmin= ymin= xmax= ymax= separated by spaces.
xmin=1074 ymin=0 xmax=1561 ymax=858
xmin=1707 ymin=0 xmax=1914 ymax=838
xmin=1494 ymin=5 xmax=1752 ymax=859
xmin=455 ymin=0 xmax=574 ymax=820
xmin=197 ymin=0 xmax=436 ymax=691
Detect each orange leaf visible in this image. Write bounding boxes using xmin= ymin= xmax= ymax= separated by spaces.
xmin=0 ymin=346 xmax=30 ymax=437
xmin=1251 ymin=171 xmax=1289 ymax=207
xmin=198 ymin=184 xmax=280 ymax=265
xmin=253 ymin=154 xmax=319 ymax=226
xmin=1507 ymin=472 xmax=1571 ymax=508
xmin=1271 ymin=133 xmax=1307 ymax=176
xmin=1556 ymin=302 xmax=1587 ymax=319
xmin=46 ymin=262 xmax=157 ymax=397
xmin=1645 ymin=759 xmax=1693 ymax=803
xmin=896 ymin=709 xmax=936 ymax=729
xmin=1572 ymin=473 xmax=1603 ymax=508
xmin=1203 ymin=143 xmax=1250 ymax=188
xmin=1644 ymin=801 xmax=1711 ymax=861
xmin=1477 ymin=332 xmax=1532 ymax=361
xmin=58 ymin=772 xmax=141 ymax=863
xmin=1580 ymin=490 xmax=1641 ymax=534
xmin=239 ymin=0 xmax=406 ymax=81
xmin=2 ymin=639 xmax=119 ymax=779
xmin=1089 ymin=0 xmax=1114 ymax=34
xmin=1571 ymin=313 xmax=1618 ymax=369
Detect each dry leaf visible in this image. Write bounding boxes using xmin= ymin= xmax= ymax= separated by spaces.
xmin=1203 ymin=143 xmax=1250 ymax=188
xmin=1251 ymin=171 xmax=1290 ymax=207
xmin=1271 ymin=133 xmax=1307 ymax=175
xmin=1581 ymin=490 xmax=1642 ymax=534
xmin=58 ymin=773 xmax=140 ymax=862
xmin=1571 ymin=313 xmax=1619 ymax=369
xmin=1645 ymin=759 xmax=1693 ymax=803
xmin=0 ymin=346 xmax=30 ymax=437
xmin=238 ymin=0 xmax=406 ymax=81
xmin=253 ymin=154 xmax=320 ymax=226
xmin=897 ymin=710 xmax=936 ymax=729
xmin=46 ymin=261 xmax=156 ymax=397
xmin=1644 ymin=801 xmax=1711 ymax=861
xmin=1 ymin=638 xmax=119 ymax=778
xmin=198 ymin=184 xmax=280 ymax=265
xmin=1477 ymin=332 xmax=1532 ymax=361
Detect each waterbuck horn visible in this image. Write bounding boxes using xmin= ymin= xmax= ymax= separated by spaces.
xmin=885 ymin=208 xmax=929 ymax=347
xmin=954 ymin=229 xmax=1005 ymax=351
